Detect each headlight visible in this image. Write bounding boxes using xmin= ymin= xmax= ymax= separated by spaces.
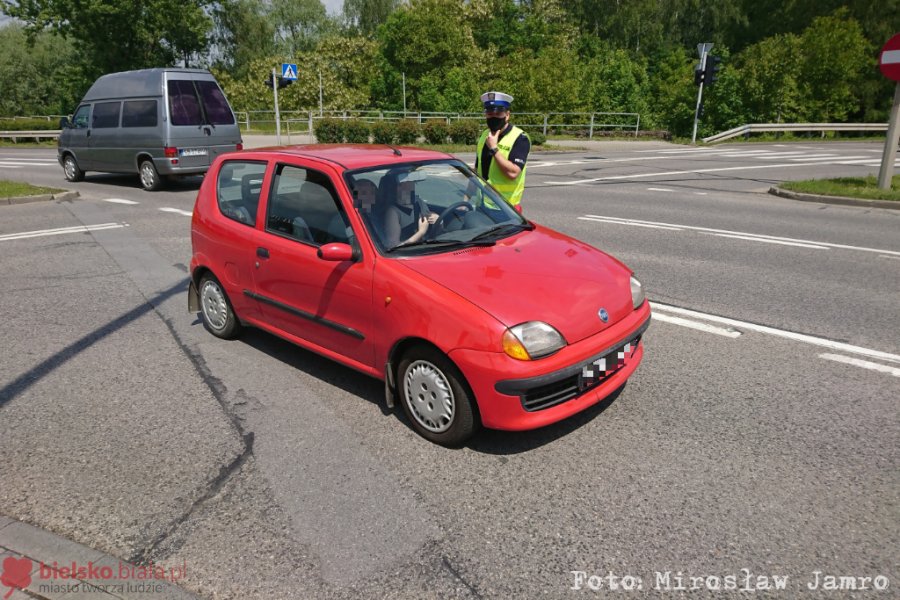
xmin=502 ymin=321 xmax=566 ymax=360
xmin=630 ymin=275 xmax=645 ymax=309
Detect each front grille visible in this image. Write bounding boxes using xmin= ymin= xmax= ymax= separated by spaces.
xmin=519 ymin=336 xmax=640 ymax=412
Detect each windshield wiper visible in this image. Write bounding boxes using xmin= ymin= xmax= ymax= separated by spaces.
xmin=471 ymin=222 xmax=534 ymax=241
xmin=386 ymin=238 xmax=495 ymax=253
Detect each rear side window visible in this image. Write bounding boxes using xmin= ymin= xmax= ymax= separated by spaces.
xmin=196 ymin=81 xmax=235 ymax=125
xmin=217 ymin=161 xmax=267 ymax=227
xmin=122 ymin=100 xmax=157 ymax=128
xmin=167 ymin=80 xmax=203 ymax=126
xmin=92 ymin=102 xmax=121 ymax=128
xmin=266 ymin=164 xmax=350 ymax=245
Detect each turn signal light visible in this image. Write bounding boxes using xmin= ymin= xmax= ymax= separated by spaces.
xmin=502 ymin=330 xmax=531 ymax=361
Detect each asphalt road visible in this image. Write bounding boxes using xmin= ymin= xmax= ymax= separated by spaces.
xmin=0 ymin=141 xmax=897 ymax=599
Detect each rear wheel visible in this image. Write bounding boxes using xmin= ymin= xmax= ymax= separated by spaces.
xmin=139 ymin=159 xmax=163 ymax=191
xmin=62 ymin=154 xmax=84 ymax=182
xmin=198 ymin=273 xmax=242 ymax=339
xmin=397 ymin=345 xmax=478 ymax=446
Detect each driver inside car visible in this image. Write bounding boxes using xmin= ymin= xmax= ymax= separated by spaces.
xmin=383 ymin=170 xmax=439 ymax=248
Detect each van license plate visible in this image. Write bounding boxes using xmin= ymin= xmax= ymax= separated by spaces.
xmin=180 ymin=148 xmax=208 ymax=157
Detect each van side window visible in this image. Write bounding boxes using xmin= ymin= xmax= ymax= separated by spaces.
xmin=217 ymin=161 xmax=267 ymax=227
xmin=196 ymin=81 xmax=235 ymax=125
xmin=72 ymin=105 xmax=90 ymax=129
xmin=167 ymin=80 xmax=202 ymax=126
xmin=266 ymin=165 xmax=350 ymax=246
xmin=92 ymin=102 xmax=120 ymax=128
xmin=122 ymin=100 xmax=157 ymax=128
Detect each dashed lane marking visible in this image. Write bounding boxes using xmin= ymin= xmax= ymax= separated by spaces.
xmin=0 ymin=223 xmax=127 ymax=242
xmin=159 ymin=207 xmax=193 ymax=217
xmin=651 ymin=312 xmax=742 ymax=338
xmin=819 ymin=353 xmax=900 ymax=378
xmin=581 ymin=217 xmax=682 ymax=231
xmin=701 ymin=232 xmax=829 ymax=250
xmin=102 ymin=198 xmax=140 ymax=205
xmin=650 ymin=302 xmax=900 ymax=364
xmin=646 ymin=187 xmax=674 ymax=192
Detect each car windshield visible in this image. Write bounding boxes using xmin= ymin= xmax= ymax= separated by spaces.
xmin=343 ymin=160 xmax=530 ymax=255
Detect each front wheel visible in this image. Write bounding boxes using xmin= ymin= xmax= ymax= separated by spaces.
xmin=63 ymin=154 xmax=84 ymax=182
xmin=139 ymin=159 xmax=163 ymax=191
xmin=397 ymin=346 xmax=478 ymax=446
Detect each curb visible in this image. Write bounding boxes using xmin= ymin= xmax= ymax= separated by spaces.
xmin=2 ymin=190 xmax=79 ymax=206
xmin=0 ymin=514 xmax=199 ymax=599
xmin=768 ymin=186 xmax=899 ymax=210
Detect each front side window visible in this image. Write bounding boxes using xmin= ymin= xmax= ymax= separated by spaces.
xmin=92 ymin=101 xmax=121 ymax=128
xmin=72 ymin=105 xmax=91 ymax=129
xmin=266 ymin=164 xmax=350 ymax=246
xmin=122 ymin=100 xmax=157 ymax=128
xmin=167 ymin=80 xmax=202 ymax=126
xmin=344 ymin=160 xmax=527 ymax=254
xmin=216 ymin=160 xmax=267 ymax=227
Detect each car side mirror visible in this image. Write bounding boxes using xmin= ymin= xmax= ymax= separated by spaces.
xmin=59 ymin=116 xmax=70 ymax=129
xmin=317 ymin=243 xmax=356 ymax=262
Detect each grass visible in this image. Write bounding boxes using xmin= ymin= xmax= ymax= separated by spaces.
xmin=0 ymin=139 xmax=57 ymax=148
xmin=0 ymin=179 xmax=65 ymax=197
xmin=781 ymin=174 xmax=900 ymax=201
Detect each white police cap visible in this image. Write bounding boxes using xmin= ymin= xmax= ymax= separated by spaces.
xmin=481 ymin=91 xmax=513 ymax=110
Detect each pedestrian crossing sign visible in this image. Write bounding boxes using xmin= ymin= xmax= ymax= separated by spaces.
xmin=281 ymin=63 xmax=298 ymax=80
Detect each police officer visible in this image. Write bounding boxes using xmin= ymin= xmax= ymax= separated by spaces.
xmin=475 ymin=91 xmax=530 ymax=212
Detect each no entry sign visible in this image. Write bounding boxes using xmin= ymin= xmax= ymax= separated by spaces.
xmin=879 ymin=33 xmax=900 ymax=81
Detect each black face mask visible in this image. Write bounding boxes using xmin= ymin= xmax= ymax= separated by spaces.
xmin=486 ymin=116 xmax=506 ymax=133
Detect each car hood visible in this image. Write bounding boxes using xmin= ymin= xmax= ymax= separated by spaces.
xmin=401 ymin=225 xmax=635 ymax=343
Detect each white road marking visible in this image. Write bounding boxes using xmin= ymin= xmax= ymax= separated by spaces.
xmin=578 ymin=217 xmax=683 ymax=231
xmin=785 ymin=154 xmax=838 ymax=161
xmin=0 ymin=161 xmax=57 ymax=167
xmin=102 ymin=198 xmax=139 ymax=205
xmin=579 ymin=214 xmax=900 ymax=257
xmin=695 ymin=192 xmax=708 ymax=195
xmin=702 ymin=232 xmax=829 ymax=250
xmin=544 ymin=161 xmax=862 ymax=186
xmin=646 ymin=187 xmax=674 ymax=192
xmin=650 ymin=302 xmax=900 ymax=364
xmin=819 ymin=354 xmax=900 ymax=378
xmin=751 ymin=152 xmax=815 ymax=159
xmin=159 ymin=207 xmax=193 ymax=216
xmin=0 ymin=222 xmax=127 ymax=242
xmin=652 ymin=312 xmax=742 ymax=338
xmin=791 ymin=155 xmax=865 ymax=162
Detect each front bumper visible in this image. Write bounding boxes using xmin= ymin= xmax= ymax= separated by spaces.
xmin=449 ymin=302 xmax=651 ymax=431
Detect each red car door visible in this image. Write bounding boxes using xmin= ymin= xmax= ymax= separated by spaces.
xmin=251 ymin=161 xmax=376 ymax=372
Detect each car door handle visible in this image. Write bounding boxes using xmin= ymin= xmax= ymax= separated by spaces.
xmin=256 ymin=247 xmax=270 ymax=259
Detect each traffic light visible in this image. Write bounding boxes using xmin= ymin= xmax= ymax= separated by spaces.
xmin=704 ymin=55 xmax=721 ymax=86
xmin=265 ymin=73 xmax=294 ymax=89
xmin=694 ymin=64 xmax=704 ymax=86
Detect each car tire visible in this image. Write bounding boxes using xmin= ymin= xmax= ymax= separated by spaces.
xmin=397 ymin=345 xmax=478 ymax=446
xmin=139 ymin=159 xmax=163 ymax=191
xmin=198 ymin=273 xmax=242 ymax=339
xmin=62 ymin=154 xmax=84 ymax=182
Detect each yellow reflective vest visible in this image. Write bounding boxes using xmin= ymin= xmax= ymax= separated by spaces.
xmin=476 ymin=126 xmax=528 ymax=207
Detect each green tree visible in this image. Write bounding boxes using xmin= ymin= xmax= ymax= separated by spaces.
xmin=733 ymin=34 xmax=804 ymax=123
xmin=271 ymin=0 xmax=333 ymax=55
xmin=0 ymin=24 xmax=81 ymax=115
xmin=211 ymin=0 xmax=276 ymax=79
xmin=342 ymin=0 xmax=399 ymax=36
xmin=2 ymin=0 xmax=213 ymax=78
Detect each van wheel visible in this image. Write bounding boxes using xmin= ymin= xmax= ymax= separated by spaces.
xmin=397 ymin=345 xmax=478 ymax=446
xmin=63 ymin=155 xmax=84 ymax=182
xmin=139 ymin=159 xmax=163 ymax=191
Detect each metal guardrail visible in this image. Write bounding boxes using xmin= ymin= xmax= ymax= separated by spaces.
xmin=703 ymin=123 xmax=889 ymax=143
xmin=0 ymin=130 xmax=60 ymax=141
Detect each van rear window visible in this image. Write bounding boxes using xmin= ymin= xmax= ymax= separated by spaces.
xmin=167 ymin=79 xmax=235 ymax=126
xmin=122 ymin=100 xmax=157 ymax=128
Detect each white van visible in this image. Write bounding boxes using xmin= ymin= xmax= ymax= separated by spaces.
xmin=58 ymin=68 xmax=243 ymax=190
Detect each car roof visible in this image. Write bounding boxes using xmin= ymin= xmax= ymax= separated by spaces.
xmin=242 ymin=144 xmax=456 ymax=171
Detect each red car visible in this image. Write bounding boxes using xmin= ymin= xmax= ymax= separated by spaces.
xmin=189 ymin=145 xmax=650 ymax=445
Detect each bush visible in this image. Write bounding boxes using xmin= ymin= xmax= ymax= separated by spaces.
xmin=0 ymin=118 xmax=61 ymax=131
xmin=343 ymin=119 xmax=370 ymax=143
xmin=370 ymin=120 xmax=395 ymax=145
xmin=314 ymin=117 xmax=344 ymax=143
xmin=422 ymin=120 xmax=450 ymax=145
xmin=395 ymin=119 xmax=420 ymax=144
xmin=449 ymin=119 xmax=482 ymax=145
xmin=529 ymin=131 xmax=546 ymax=146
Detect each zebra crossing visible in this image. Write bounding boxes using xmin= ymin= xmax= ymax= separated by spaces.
xmin=0 ymin=156 xmax=58 ymax=169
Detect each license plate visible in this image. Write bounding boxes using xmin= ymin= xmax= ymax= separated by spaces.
xmin=577 ymin=341 xmax=636 ymax=392
xmin=179 ymin=148 xmax=208 ymax=157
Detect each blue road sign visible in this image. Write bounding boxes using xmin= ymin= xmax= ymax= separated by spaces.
xmin=282 ymin=63 xmax=298 ymax=80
